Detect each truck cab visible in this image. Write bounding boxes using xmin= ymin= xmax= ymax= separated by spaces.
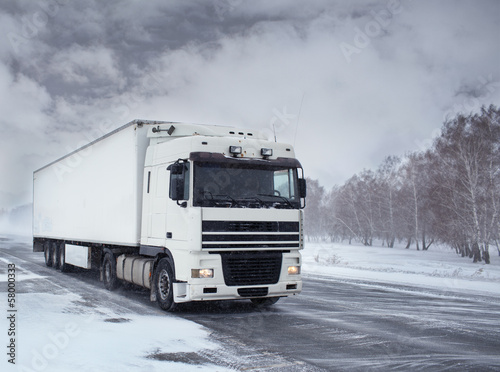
xmin=139 ymin=123 xmax=306 ymax=309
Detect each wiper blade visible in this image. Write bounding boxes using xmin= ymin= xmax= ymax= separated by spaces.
xmin=257 ymin=194 xmax=294 ymax=208
xmin=203 ymin=191 xmax=241 ymax=207
xmin=239 ymin=196 xmax=267 ymax=208
xmin=218 ymin=194 xmax=241 ymax=207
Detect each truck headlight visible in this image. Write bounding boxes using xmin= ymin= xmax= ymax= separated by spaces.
xmin=288 ymin=266 xmax=300 ymax=275
xmin=191 ymin=269 xmax=214 ymax=278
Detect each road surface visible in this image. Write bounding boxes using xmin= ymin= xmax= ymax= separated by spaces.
xmin=1 ymin=236 xmax=500 ymax=371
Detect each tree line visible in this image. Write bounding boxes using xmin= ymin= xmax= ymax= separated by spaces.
xmin=304 ymin=105 xmax=500 ymax=264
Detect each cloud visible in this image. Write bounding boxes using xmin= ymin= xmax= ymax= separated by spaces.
xmin=0 ymin=63 xmax=53 ymax=209
xmin=0 ymin=0 xmax=498 ymax=212
xmin=48 ymin=45 xmax=122 ymax=85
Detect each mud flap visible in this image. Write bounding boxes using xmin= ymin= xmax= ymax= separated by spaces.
xmin=150 ymin=278 xmax=157 ymax=302
xmin=33 ymin=239 xmax=44 ymax=252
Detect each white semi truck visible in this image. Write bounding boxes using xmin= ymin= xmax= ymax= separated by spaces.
xmin=33 ymin=120 xmax=306 ymax=311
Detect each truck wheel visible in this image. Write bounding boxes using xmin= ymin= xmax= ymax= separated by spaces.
xmin=251 ymin=297 xmax=280 ymax=307
xmin=52 ymin=241 xmax=60 ymax=269
xmin=103 ymin=253 xmax=119 ymax=290
xmin=44 ymin=242 xmax=53 ymax=267
xmin=154 ymin=259 xmax=176 ymax=311
xmin=58 ymin=243 xmax=68 ymax=272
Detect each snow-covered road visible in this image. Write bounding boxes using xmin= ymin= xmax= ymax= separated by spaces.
xmin=1 ymin=236 xmax=500 ymax=371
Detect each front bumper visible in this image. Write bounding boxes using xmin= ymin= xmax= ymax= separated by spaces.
xmin=173 ymin=279 xmax=302 ymax=303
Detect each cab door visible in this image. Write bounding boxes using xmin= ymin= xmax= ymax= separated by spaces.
xmin=141 ymin=165 xmax=169 ymax=246
xmin=165 ymin=160 xmax=191 ymax=249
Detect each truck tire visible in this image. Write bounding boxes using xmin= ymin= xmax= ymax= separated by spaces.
xmin=58 ymin=243 xmax=68 ymax=272
xmin=250 ymin=297 xmax=280 ymax=307
xmin=103 ymin=253 xmax=119 ymax=290
xmin=154 ymin=259 xmax=176 ymax=311
xmin=44 ymin=241 xmax=53 ymax=267
xmin=51 ymin=241 xmax=60 ymax=269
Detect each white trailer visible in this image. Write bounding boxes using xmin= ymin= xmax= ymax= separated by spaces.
xmin=33 ymin=120 xmax=306 ymax=310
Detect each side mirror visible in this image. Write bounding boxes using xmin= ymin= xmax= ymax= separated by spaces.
xmin=169 ymin=174 xmax=185 ymax=201
xmin=168 ymin=163 xmax=184 ymax=175
xmin=167 ymin=161 xmax=189 ymax=206
xmin=298 ymin=178 xmax=307 ymax=198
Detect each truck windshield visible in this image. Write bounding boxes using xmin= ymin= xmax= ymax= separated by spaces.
xmin=193 ymin=162 xmax=300 ymax=209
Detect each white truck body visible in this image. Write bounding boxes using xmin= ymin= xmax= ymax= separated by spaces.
xmin=33 ymin=122 xmax=149 ymax=246
xmin=33 ymin=120 xmax=306 ymax=310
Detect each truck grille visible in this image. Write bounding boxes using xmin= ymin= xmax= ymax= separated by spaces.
xmin=238 ymin=287 xmax=269 ymax=297
xmin=220 ymin=251 xmax=282 ymax=286
xmin=203 ymin=221 xmax=297 ymax=232
xmin=202 ymin=220 xmax=300 ymax=249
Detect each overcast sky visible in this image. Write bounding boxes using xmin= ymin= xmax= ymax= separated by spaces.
xmin=0 ymin=0 xmax=499 ymax=210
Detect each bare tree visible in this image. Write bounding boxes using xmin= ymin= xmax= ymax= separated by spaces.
xmin=305 ymin=105 xmax=499 ymax=263
xmin=432 ymin=106 xmax=500 ymax=263
xmin=376 ymin=156 xmax=402 ymax=247
xmin=304 ymin=177 xmax=326 ymax=240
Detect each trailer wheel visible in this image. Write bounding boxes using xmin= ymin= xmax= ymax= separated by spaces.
xmin=44 ymin=241 xmax=53 ymax=267
xmin=154 ymin=259 xmax=176 ymax=311
xmin=58 ymin=243 xmax=68 ymax=272
xmin=103 ymin=253 xmax=119 ymax=290
xmin=51 ymin=241 xmax=60 ymax=269
xmin=250 ymin=297 xmax=280 ymax=307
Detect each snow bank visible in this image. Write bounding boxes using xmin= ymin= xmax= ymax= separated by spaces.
xmin=302 ymin=242 xmax=500 ymax=297
xmin=5 ymin=292 xmax=230 ymax=372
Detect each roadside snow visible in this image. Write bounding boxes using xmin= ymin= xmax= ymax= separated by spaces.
xmin=6 ymin=292 xmax=231 ymax=372
xmin=302 ymin=241 xmax=500 ymax=297
xmin=0 ymin=235 xmax=231 ymax=372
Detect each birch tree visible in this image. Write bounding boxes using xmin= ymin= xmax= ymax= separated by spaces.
xmin=376 ymin=156 xmax=402 ymax=247
xmin=433 ymin=106 xmax=500 ymax=263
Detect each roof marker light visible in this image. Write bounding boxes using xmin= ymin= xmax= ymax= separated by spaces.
xmin=261 ymin=148 xmax=273 ymax=157
xmin=229 ymin=146 xmax=242 ymax=156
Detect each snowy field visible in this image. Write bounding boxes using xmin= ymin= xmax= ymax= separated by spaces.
xmin=302 ymin=240 xmax=500 ymax=297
